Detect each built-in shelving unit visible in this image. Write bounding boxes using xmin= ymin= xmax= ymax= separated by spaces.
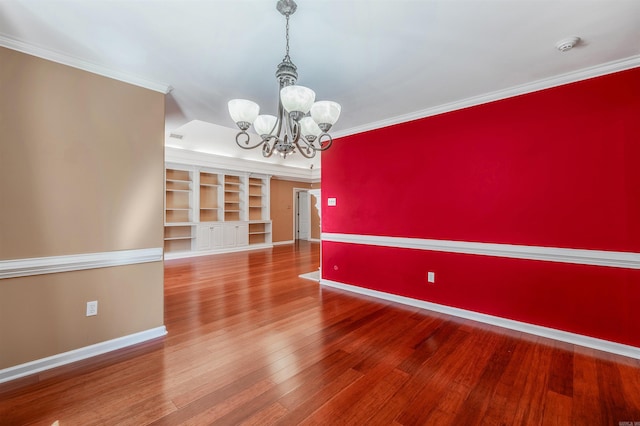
xmin=248 ymin=177 xmax=267 ymax=221
xmin=224 ymin=174 xmax=243 ymax=222
xmin=165 ymin=169 xmax=193 ymax=223
xmin=199 ymin=171 xmax=220 ymax=222
xmin=164 ymin=168 xmax=195 ymax=254
xmin=164 ymin=164 xmax=271 ymax=259
xmin=164 ymin=225 xmax=194 ymax=253
xmin=248 ymin=222 xmax=272 ymax=245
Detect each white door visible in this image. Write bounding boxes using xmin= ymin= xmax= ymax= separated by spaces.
xmin=297 ymin=191 xmax=310 ymax=240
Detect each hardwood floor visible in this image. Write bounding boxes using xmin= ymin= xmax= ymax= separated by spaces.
xmin=2 ymin=241 xmax=640 ymax=425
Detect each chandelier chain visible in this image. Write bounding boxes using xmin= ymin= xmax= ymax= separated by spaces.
xmin=284 ymin=14 xmax=290 ymax=61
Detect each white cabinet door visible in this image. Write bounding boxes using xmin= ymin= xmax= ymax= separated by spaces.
xmin=237 ymin=224 xmax=249 ymax=247
xmin=212 ymin=224 xmax=223 ymax=249
xmin=197 ymin=224 xmax=223 ymax=250
xmin=223 ymin=223 xmax=237 ymax=248
xmin=196 ymin=224 xmax=212 ymax=250
xmin=223 ymin=223 xmax=249 ymax=248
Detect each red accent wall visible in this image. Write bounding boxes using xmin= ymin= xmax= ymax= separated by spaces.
xmin=321 ymin=68 xmax=640 ymax=347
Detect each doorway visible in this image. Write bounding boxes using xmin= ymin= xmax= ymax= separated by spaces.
xmin=294 ymin=189 xmax=311 ymax=241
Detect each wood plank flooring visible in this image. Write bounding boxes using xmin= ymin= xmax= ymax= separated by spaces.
xmin=2 ymin=241 xmax=640 ymax=425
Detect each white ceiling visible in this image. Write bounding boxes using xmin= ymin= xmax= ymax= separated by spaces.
xmin=1 ymin=0 xmax=639 ymax=171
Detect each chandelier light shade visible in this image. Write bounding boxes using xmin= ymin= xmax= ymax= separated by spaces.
xmin=299 ymin=117 xmax=322 ymax=139
xmin=227 ymin=100 xmax=260 ymax=130
xmin=311 ymin=101 xmax=342 ymax=126
xmin=253 ymin=114 xmax=278 ymax=137
xmin=228 ymin=0 xmax=341 ymax=158
xmin=280 ymin=85 xmax=316 ymax=114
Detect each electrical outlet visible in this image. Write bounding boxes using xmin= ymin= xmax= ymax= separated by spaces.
xmin=86 ymin=301 xmax=98 ymax=316
xmin=427 ymin=272 xmax=435 ymax=283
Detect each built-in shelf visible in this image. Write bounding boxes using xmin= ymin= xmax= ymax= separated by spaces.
xmin=165 ymin=168 xmax=193 ymax=227
xmin=163 ymin=221 xmax=194 ymax=254
xmin=199 ymin=171 xmax=221 ymax=222
xmin=165 ymin=164 xmax=271 ymax=258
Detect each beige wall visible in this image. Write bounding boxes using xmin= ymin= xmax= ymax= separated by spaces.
xmin=0 ymin=47 xmax=165 ymax=369
xmin=270 ymin=179 xmax=319 ymax=243
xmin=0 ymin=264 xmax=164 ymax=368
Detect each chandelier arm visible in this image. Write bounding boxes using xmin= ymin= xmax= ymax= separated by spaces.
xmin=262 ymin=138 xmax=275 ymax=157
xmin=314 ymin=133 xmax=334 ymax=151
xmin=294 ymin=139 xmax=316 ymax=159
xmin=286 ymin=115 xmax=303 ymax=146
xmin=283 ymin=112 xmax=294 ymax=143
xmin=235 ymin=131 xmax=266 ymax=150
xmin=297 ymin=135 xmax=313 ymax=150
xmin=275 ymin=101 xmax=286 ymax=138
xmin=304 ymin=133 xmax=333 ymax=152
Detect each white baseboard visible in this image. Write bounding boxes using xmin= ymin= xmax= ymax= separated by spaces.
xmin=308 ymin=238 xmax=321 ymax=243
xmin=0 ymin=326 xmax=167 ymax=384
xmin=320 ymin=279 xmax=640 ymax=360
xmin=164 ymin=243 xmax=273 ymax=260
xmin=272 ymin=240 xmax=295 ymax=246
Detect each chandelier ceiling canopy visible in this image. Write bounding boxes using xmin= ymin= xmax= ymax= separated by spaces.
xmin=228 ymin=0 xmax=341 ymax=159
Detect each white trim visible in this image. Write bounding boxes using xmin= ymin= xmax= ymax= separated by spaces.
xmin=322 ymin=233 xmax=640 ymax=270
xmin=308 ymin=238 xmax=321 ymax=243
xmin=272 ymin=240 xmax=295 ymax=246
xmin=272 ymin=176 xmax=321 ymax=184
xmin=0 ymin=35 xmax=172 ymax=94
xmin=299 ymin=271 xmax=320 ymax=282
xmin=0 ymin=326 xmax=167 ymax=384
xmin=166 ymin=147 xmax=318 ymax=182
xmin=164 ymin=243 xmax=272 ymax=260
xmin=320 ymin=279 xmax=640 ymax=360
xmin=4 ymin=32 xmax=636 ymax=139
xmin=334 ymin=55 xmax=640 ymax=138
xmin=0 ymin=248 xmax=164 ymax=280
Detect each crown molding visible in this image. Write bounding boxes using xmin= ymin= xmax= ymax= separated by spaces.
xmin=0 ymin=34 xmax=172 ymax=94
xmin=334 ymin=55 xmax=640 ymax=138
xmin=166 ymin=147 xmax=318 ymax=182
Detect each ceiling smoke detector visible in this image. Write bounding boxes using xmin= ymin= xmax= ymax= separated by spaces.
xmin=556 ymin=36 xmax=581 ymax=52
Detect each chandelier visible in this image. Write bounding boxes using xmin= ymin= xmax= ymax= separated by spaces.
xmin=227 ymin=0 xmax=341 ymax=159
